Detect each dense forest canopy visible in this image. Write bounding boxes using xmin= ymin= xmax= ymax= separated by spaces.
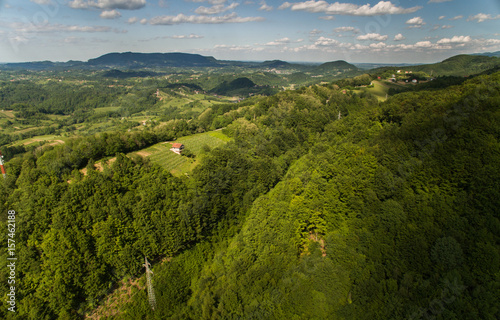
xmin=0 ymin=59 xmax=499 ymax=319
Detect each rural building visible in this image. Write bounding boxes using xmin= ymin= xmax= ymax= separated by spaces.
xmin=171 ymin=143 xmax=184 ymax=154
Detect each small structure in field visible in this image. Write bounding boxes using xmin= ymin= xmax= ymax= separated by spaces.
xmin=171 ymin=143 xmax=184 ymax=154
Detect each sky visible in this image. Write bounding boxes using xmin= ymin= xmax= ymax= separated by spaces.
xmin=0 ymin=0 xmax=499 ymax=63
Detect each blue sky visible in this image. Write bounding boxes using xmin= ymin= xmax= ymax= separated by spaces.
xmin=0 ymin=0 xmax=499 ymax=63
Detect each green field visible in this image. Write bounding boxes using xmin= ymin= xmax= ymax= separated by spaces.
xmin=12 ymin=134 xmax=66 ymax=146
xmin=353 ymin=80 xmax=391 ymax=101
xmin=131 ymin=130 xmax=231 ymax=176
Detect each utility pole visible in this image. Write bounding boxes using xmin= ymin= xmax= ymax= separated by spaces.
xmin=143 ymin=256 xmax=157 ymax=310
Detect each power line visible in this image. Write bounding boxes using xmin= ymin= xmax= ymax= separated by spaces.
xmin=143 ymin=256 xmax=157 ymax=310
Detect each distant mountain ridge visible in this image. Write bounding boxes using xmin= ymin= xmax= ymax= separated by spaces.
xmin=408 ymin=54 xmax=500 ymax=76
xmin=0 ymin=52 xmax=358 ymax=72
xmin=472 ymin=51 xmax=500 ymax=58
xmin=314 ymin=60 xmax=358 ymax=73
xmin=87 ymin=52 xmax=220 ymax=68
xmin=371 ymin=54 xmax=500 ymax=77
xmin=2 ymin=52 xmax=499 ymax=78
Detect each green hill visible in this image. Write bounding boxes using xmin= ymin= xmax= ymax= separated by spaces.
xmin=373 ymin=54 xmax=500 ymax=77
xmin=209 ymin=77 xmax=277 ymax=96
xmin=2 ymin=67 xmax=499 ymax=320
xmin=314 ymin=60 xmax=359 ymax=73
xmin=88 ymin=52 xmax=220 ymax=68
xmin=260 ymin=60 xmax=293 ymax=68
xmin=415 ymin=54 xmax=500 ymax=75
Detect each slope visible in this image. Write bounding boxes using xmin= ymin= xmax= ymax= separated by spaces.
xmin=130 ymin=130 xmax=231 ymax=176
xmin=2 ymin=69 xmax=499 ymax=320
xmin=314 ymin=60 xmax=359 ymax=73
xmin=115 ymin=71 xmax=500 ymax=319
xmin=184 ymin=71 xmax=500 ymax=319
xmin=373 ymin=54 xmax=500 ymax=77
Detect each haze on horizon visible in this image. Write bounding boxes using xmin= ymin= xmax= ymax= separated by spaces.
xmin=0 ymin=0 xmax=499 ymax=64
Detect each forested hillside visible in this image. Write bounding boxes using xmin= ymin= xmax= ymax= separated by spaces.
xmin=0 ymin=70 xmax=499 ymax=319
xmin=373 ymin=54 xmax=500 ymax=77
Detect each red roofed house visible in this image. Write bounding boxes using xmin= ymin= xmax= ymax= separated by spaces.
xmin=171 ymin=143 xmax=184 ymax=154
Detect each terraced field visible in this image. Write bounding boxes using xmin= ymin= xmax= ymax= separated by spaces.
xmin=131 ymin=130 xmax=231 ymax=176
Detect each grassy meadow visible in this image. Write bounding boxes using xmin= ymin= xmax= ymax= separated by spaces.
xmin=130 ymin=130 xmax=231 ymax=176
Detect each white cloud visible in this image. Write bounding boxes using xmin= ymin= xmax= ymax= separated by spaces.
xmin=264 ymin=37 xmax=303 ymax=46
xmin=139 ymin=34 xmax=205 ymax=42
xmin=170 ymin=34 xmax=204 ymax=39
xmin=100 ymin=9 xmax=121 ymax=19
xmin=284 ymin=1 xmax=421 ymax=16
xmin=370 ymin=42 xmax=386 ymax=49
xmin=278 ymin=2 xmax=292 ymax=10
xmin=314 ymin=36 xmax=339 ymax=46
xmin=394 ymin=33 xmax=405 ymax=41
xmin=206 ymin=35 xmax=500 ymax=58
xmin=414 ymin=41 xmax=432 ymax=48
xmin=127 ymin=17 xmax=138 ymax=24
xmin=428 ymin=0 xmax=452 ymax=3
xmin=485 ymin=39 xmax=500 ymax=45
xmin=259 ymin=1 xmax=273 ymax=11
xmin=285 ymin=44 xmax=321 ymax=52
xmin=438 ymin=15 xmax=445 ymax=20
xmin=319 ymin=16 xmax=335 ymax=20
xmin=449 ymin=15 xmax=463 ymax=20
xmin=357 ymin=33 xmax=388 ymax=41
xmin=334 ymin=26 xmax=359 ymax=33
xmin=265 ymin=37 xmax=290 ymax=45
xmin=249 ymin=35 xmax=500 ymax=57
xmin=309 ymin=29 xmax=323 ymax=35
xmin=68 ymin=0 xmax=146 ymax=10
xmin=441 ymin=25 xmax=454 ymax=29
xmin=148 ymin=12 xmax=265 ymax=25
xmin=213 ymin=44 xmax=265 ymax=52
xmin=467 ymin=13 xmax=500 ymax=23
xmin=406 ymin=16 xmax=425 ymax=28
xmin=437 ymin=35 xmax=471 ymax=44
xmin=195 ymin=3 xmax=239 ymax=15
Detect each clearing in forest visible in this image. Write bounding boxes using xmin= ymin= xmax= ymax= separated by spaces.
xmin=130 ymin=130 xmax=231 ymax=176
xmin=352 ymin=80 xmax=392 ymax=101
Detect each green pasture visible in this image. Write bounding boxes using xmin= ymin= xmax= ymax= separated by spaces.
xmin=131 ymin=130 xmax=231 ymax=176
xmin=12 ymin=134 xmax=65 ymax=146
xmin=352 ymin=80 xmax=391 ymax=101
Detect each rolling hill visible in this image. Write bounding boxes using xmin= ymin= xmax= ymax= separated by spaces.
xmin=314 ymin=60 xmax=359 ymax=73
xmin=372 ymin=54 xmax=500 ymax=77
xmin=87 ymin=52 xmax=220 ymax=68
xmin=209 ymin=77 xmax=277 ymax=96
